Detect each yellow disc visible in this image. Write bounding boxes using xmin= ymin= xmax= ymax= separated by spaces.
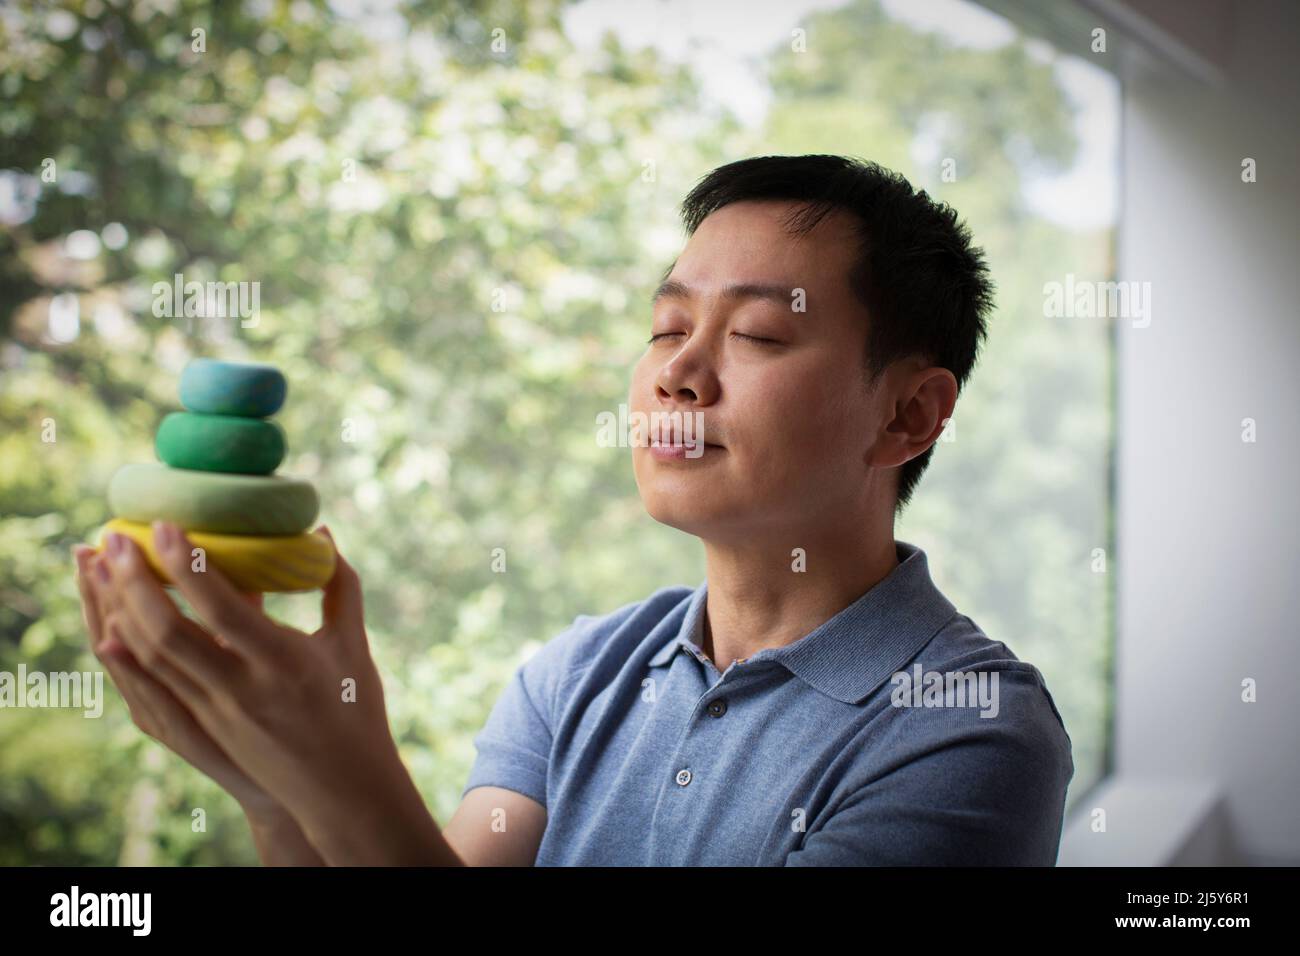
xmin=96 ymin=518 xmax=336 ymax=593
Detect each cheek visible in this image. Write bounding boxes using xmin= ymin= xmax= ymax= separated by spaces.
xmin=736 ymin=359 xmax=835 ymax=439
xmin=629 ymin=354 xmax=655 ymax=410
xmin=741 ymin=359 xmax=866 ymax=464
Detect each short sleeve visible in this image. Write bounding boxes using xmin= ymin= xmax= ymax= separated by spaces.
xmin=784 ymin=673 xmax=1074 ymax=866
xmin=460 ymin=616 xmax=592 ymax=809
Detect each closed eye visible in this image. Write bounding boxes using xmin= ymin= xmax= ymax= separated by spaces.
xmin=646 ymin=331 xmax=783 ymax=346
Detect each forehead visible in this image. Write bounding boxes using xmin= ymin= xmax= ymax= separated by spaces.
xmin=671 ymin=200 xmax=861 ymax=294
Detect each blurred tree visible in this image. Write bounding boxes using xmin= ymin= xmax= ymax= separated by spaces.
xmin=1 ymin=0 xmax=734 ymax=863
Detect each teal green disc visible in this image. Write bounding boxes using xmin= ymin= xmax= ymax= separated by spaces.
xmin=155 ymin=411 xmax=286 ymax=475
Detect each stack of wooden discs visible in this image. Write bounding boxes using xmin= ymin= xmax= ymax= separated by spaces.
xmin=98 ymin=359 xmax=334 ymax=592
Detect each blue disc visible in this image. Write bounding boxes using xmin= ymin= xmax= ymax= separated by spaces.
xmin=179 ymin=358 xmax=287 ymax=418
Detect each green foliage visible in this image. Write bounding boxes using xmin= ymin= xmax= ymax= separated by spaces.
xmin=1 ymin=0 xmax=1112 ymax=862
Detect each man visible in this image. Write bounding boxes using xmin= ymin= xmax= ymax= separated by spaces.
xmin=75 ymin=154 xmax=1072 ymax=866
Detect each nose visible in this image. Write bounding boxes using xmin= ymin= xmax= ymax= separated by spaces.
xmin=653 ymin=340 xmax=719 ymax=408
xmin=657 ymin=380 xmax=698 ymax=403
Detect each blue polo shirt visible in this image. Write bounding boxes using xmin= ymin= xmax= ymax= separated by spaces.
xmin=462 ymin=539 xmax=1074 ymax=865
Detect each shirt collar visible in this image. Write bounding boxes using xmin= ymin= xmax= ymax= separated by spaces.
xmin=647 ymin=540 xmax=958 ymax=705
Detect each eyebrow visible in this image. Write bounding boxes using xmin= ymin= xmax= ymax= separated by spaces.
xmin=651 ymin=279 xmax=795 ymax=308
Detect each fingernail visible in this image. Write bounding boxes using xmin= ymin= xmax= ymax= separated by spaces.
xmin=95 ymin=556 xmax=111 ymax=585
xmin=107 ymin=533 xmax=131 ymax=567
xmin=153 ymin=520 xmax=176 ymax=554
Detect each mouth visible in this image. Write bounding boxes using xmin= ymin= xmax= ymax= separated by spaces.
xmin=646 ymin=439 xmax=725 ymax=461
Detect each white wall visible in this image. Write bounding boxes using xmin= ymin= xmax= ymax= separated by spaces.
xmin=1068 ymin=0 xmax=1300 ymax=865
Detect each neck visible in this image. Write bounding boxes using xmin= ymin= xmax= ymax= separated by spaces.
xmin=698 ymin=512 xmax=899 ymax=671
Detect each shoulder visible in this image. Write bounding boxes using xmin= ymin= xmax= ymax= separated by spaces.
xmin=923 ymin=612 xmax=1069 ymax=729
xmin=516 ymin=583 xmax=696 ymax=688
xmin=787 ymin=609 xmax=1075 ymax=864
xmin=874 ymin=611 xmax=1074 ymax=787
xmin=820 ymin=613 xmax=1075 ymax=863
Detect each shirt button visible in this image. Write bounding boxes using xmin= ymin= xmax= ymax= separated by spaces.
xmin=707 ymin=698 xmax=728 ymax=718
xmin=675 ymin=768 xmax=692 ymax=786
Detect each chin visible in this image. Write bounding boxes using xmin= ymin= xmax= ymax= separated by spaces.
xmin=638 ymin=491 xmax=713 ymax=536
xmin=632 ymin=451 xmax=736 ymax=535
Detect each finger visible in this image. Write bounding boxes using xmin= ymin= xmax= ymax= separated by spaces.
xmin=100 ymin=626 xmax=219 ymax=756
xmin=210 ymin=592 xmax=265 ymax=652
xmin=99 ymin=627 xmax=260 ymax=803
xmin=317 ymin=526 xmax=365 ymax=637
xmin=100 ymin=621 xmax=215 ymax=744
xmin=90 ymin=551 xmax=124 ymax=618
xmin=149 ymin=521 xmax=278 ymax=660
xmin=94 ymin=627 xmax=167 ymax=736
xmin=91 ymin=558 xmax=175 ymax=685
xmin=95 ymin=555 xmax=146 ymax=642
xmin=89 ymin=552 xmax=131 ymax=648
xmin=101 ymin=655 xmax=160 ymax=735
xmin=97 ymin=629 xmax=131 ymax=659
xmin=89 ymin=554 xmax=134 ymax=650
xmin=102 ymin=531 xmax=240 ymax=691
xmin=102 ymin=608 xmax=211 ymax=710
xmin=73 ymin=546 xmax=105 ymax=649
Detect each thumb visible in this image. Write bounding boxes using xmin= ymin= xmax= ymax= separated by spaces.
xmin=318 ymin=526 xmax=366 ymax=637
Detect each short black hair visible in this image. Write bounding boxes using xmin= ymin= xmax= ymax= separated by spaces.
xmin=678 ymin=154 xmax=994 ymax=512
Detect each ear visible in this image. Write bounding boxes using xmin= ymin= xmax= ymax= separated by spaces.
xmin=870 ymin=366 xmax=958 ymax=469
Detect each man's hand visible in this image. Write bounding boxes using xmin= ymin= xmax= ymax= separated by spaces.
xmin=74 ymin=543 xmax=325 ymax=865
xmin=86 ymin=521 xmax=460 ymax=865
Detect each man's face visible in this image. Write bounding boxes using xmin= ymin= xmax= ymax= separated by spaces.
xmin=629 ymin=199 xmax=889 ymax=542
